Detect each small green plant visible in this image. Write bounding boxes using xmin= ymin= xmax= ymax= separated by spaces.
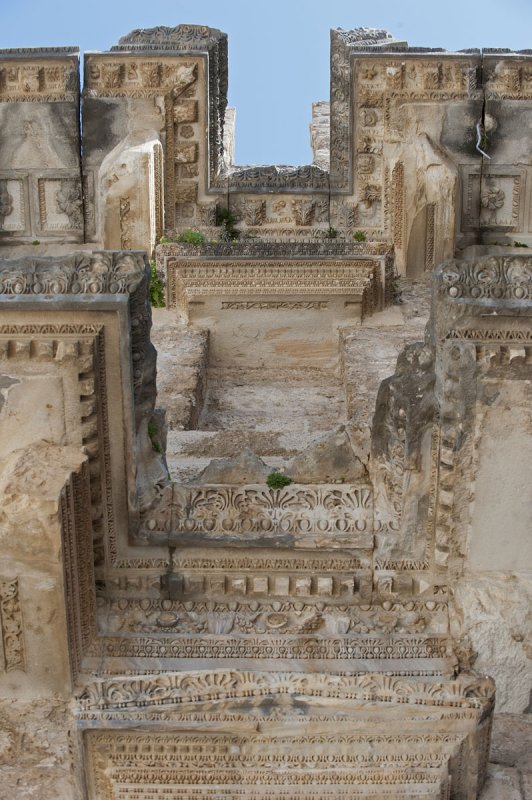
xmin=32 ymin=240 xmax=40 ymax=245
xmin=514 ymin=241 xmax=529 ymax=248
xmin=324 ymin=227 xmax=337 ymax=239
xmin=147 ymin=420 xmax=163 ymax=454
xmin=176 ymin=228 xmax=206 ymax=246
xmin=159 ymin=235 xmax=172 ymax=244
xmin=215 ymin=206 xmax=240 ymax=241
xmin=354 ymin=230 xmax=366 ymax=242
xmin=149 ymin=260 xmax=165 ymax=307
xmin=266 ymin=471 xmax=292 ymax=490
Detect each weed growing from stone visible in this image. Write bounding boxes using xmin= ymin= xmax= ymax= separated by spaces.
xmin=149 ymin=260 xmax=165 ymax=307
xmin=266 ymin=472 xmax=293 ymax=489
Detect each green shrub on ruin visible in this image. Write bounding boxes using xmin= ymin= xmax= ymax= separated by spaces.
xmin=266 ymin=472 xmax=293 ymax=490
xmin=149 ymin=260 xmax=165 ymax=307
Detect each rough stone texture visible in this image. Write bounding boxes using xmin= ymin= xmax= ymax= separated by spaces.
xmin=480 ymin=765 xmax=525 ymax=800
xmin=193 ymin=447 xmax=271 ymax=484
xmin=452 ymin=572 xmax=532 ymax=713
xmin=151 ymin=309 xmax=208 ymax=430
xmin=340 ymin=277 xmax=431 ymax=424
xmin=288 ymin=424 xmax=369 ymax=484
xmin=489 ymin=713 xmax=532 ymax=770
xmin=309 ymin=100 xmax=330 ymax=170
xmin=479 ymin=713 xmax=532 ymax=800
xmin=0 ymin=697 xmax=80 ymax=800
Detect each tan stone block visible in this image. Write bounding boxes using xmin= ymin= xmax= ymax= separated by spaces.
xmin=251 ymin=576 xmax=268 ymax=594
xmin=174 ymin=99 xmax=198 ymax=123
xmin=175 ymin=184 xmax=197 ymax=203
xmin=294 ymin=577 xmax=311 ymax=595
xmin=338 ymin=577 xmax=355 ymax=595
xmin=230 ymin=577 xmax=247 ymax=594
xmin=316 ymin=576 xmax=333 ymax=596
xmin=273 ymin=576 xmax=290 ymax=595
xmin=209 ymin=576 xmax=225 ymax=594
xmin=184 ymin=575 xmax=204 ymax=594
xmin=175 ymin=143 xmax=197 ymax=163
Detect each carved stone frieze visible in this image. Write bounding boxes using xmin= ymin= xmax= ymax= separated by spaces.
xmin=86 ymin=632 xmax=452 ymax=664
xmin=77 ymin=668 xmax=494 ymax=716
xmin=432 ymin=255 xmax=532 ymax=581
xmin=78 ymin=668 xmax=492 ymax=798
xmin=0 ymin=177 xmax=27 ymax=235
xmin=98 ymin=595 xmax=448 ymax=637
xmin=59 ymin=460 xmax=96 ymax=682
xmin=0 ymin=52 xmax=79 ymax=102
xmin=105 ymin=25 xmax=228 ymax=188
xmin=159 ymin=240 xmax=391 ymax=259
xmin=0 ymin=250 xmax=164 ymax=574
xmin=139 ymin=483 xmax=373 ymax=549
xmin=220 ymin=300 xmax=329 ymax=310
xmin=484 ymin=54 xmax=532 ymax=99
xmin=164 ymin=258 xmax=381 ymax=318
xmin=85 ymin=58 xmax=198 ymax=98
xmin=391 ymin=161 xmax=405 ymax=249
xmin=0 ymin=251 xmax=147 ymax=295
xmin=0 ymin=179 xmax=14 ymax=227
xmin=0 ymin=577 xmax=26 ymax=672
xmin=222 ymin=164 xmax=329 ymax=192
xmin=439 ymin=254 xmax=532 ymax=301
xmin=38 ymin=178 xmax=84 ymax=232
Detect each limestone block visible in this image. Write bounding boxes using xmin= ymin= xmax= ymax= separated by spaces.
xmin=310 ymin=100 xmax=330 ymax=170
xmin=150 ymin=311 xmax=209 ymax=430
xmin=82 ymin=29 xmax=220 ymax=245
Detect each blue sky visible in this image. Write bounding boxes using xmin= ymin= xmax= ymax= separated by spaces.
xmin=2 ymin=0 xmax=531 ymax=165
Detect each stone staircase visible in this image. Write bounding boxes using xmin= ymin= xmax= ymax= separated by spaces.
xmin=166 ymin=364 xmax=347 ymax=482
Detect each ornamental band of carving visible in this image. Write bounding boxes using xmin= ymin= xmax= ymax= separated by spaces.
xmin=0 ymin=578 xmax=25 ymax=672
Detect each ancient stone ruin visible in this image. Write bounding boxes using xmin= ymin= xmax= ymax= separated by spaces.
xmin=0 ymin=24 xmax=530 ymax=799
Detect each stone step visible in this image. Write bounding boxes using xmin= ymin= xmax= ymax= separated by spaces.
xmin=166 ymin=428 xmax=333 ymax=483
xmin=167 ymin=454 xmax=291 ymax=484
xmin=167 ymin=428 xmax=325 ymax=459
xmin=199 ymin=369 xmax=346 ymax=432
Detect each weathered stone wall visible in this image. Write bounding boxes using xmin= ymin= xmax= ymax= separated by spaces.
xmin=3 ymin=28 xmax=532 ymax=271
xmin=0 ymin=48 xmax=82 ymax=246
